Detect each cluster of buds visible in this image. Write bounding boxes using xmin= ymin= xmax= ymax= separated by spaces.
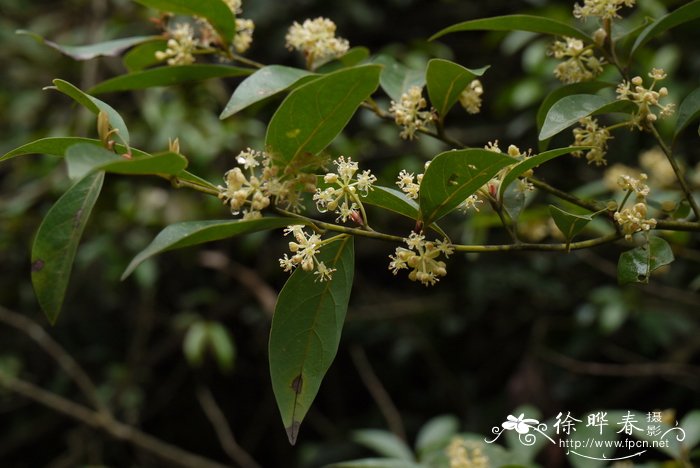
xmin=314 ymin=156 xmax=376 ymax=224
xmin=616 ymin=68 xmax=675 ymax=128
xmin=279 ymin=225 xmax=336 ymax=281
xmin=197 ymin=0 xmax=256 ymax=55
xmin=459 ymin=80 xmax=484 ymax=114
xmin=233 ymin=18 xmax=255 ymax=54
xmin=155 ymin=23 xmax=198 ymax=66
xmin=388 ymin=233 xmax=454 ymax=286
xmin=614 ymin=203 xmax=657 ymax=240
xmin=549 ymin=37 xmax=605 ymax=83
xmin=218 ymin=148 xmax=315 ymax=219
xmin=389 ymin=86 xmax=436 ymax=140
xmin=572 ymin=116 xmax=613 ymax=166
xmin=573 ymin=0 xmax=636 ymax=21
xmin=483 ymin=142 xmax=534 ymax=196
xmin=617 ymin=172 xmax=650 ymax=200
xmin=285 ymin=17 xmax=349 ymax=69
xmin=445 ymin=437 xmax=490 ymax=468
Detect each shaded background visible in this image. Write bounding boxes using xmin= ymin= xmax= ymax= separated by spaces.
xmin=1 ymin=0 xmax=699 ymax=466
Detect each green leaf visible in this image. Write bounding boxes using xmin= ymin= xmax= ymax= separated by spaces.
xmin=17 ymin=30 xmax=158 ymax=61
xmin=549 ymin=205 xmax=593 ymax=245
xmin=265 ymin=65 xmax=381 ymax=168
xmin=499 ymin=147 xmax=592 ymax=198
xmin=419 ymin=149 xmax=515 ymax=225
xmin=370 ymin=55 xmax=424 ymax=102
xmin=681 ymin=410 xmax=700 ymax=450
xmin=425 ymin=59 xmax=489 ymax=122
xmin=207 ymin=322 xmax=236 ymax=373
xmin=325 ymin=459 xmax=424 ymax=468
xmin=618 ymin=237 xmax=675 ymax=285
xmin=134 ymin=0 xmax=236 ymax=48
xmin=1 ymin=137 xmax=136 ymax=163
xmin=220 ymin=65 xmax=315 ymax=119
xmin=316 ymin=47 xmax=371 ymax=74
xmin=123 ymin=39 xmax=168 ymax=72
xmin=65 ymin=143 xmax=187 ymax=180
xmin=352 ymin=430 xmax=414 ymax=461
xmin=89 ymin=65 xmax=252 ymax=94
xmin=415 ymin=415 xmax=459 ymax=455
xmin=539 ymin=94 xmax=637 ymax=141
xmin=674 ymin=87 xmax=700 ymax=141
xmin=183 ymin=322 xmax=208 ymax=367
xmin=430 ymin=15 xmax=590 ymax=41
xmin=630 ymin=1 xmax=700 ymax=57
xmin=31 ymin=172 xmax=105 ymax=324
xmin=363 ymin=185 xmax=419 ymax=220
xmin=51 ymin=79 xmax=130 ymax=146
xmin=269 ymin=236 xmax=354 ymax=445
xmin=122 ymin=217 xmax=307 ymax=279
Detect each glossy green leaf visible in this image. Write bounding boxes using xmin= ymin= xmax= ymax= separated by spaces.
xmin=499 ymin=147 xmax=592 ymax=198
xmin=415 ymin=415 xmax=459 ymax=455
xmin=17 ymin=30 xmax=158 ymax=60
xmin=674 ymin=87 xmax=700 ymax=141
xmin=539 ymin=94 xmax=636 ymax=141
xmin=363 ymin=185 xmax=419 ymax=220
xmin=425 ymin=59 xmax=489 ymax=121
xmin=51 ymin=79 xmax=130 ymax=145
xmin=269 ymin=236 xmax=354 ymax=445
xmin=430 ymin=15 xmax=590 ymax=41
xmin=316 ymin=47 xmax=370 ymax=74
xmin=90 ymin=65 xmax=251 ymax=94
xmin=265 ymin=65 xmax=381 ymax=168
xmin=326 ymin=460 xmax=424 ymax=468
xmin=31 ymin=172 xmax=105 ymax=324
xmin=123 ymin=39 xmax=168 ymax=72
xmin=618 ymin=237 xmax=674 ymax=285
xmin=2 ymin=137 xmax=132 ymax=163
xmin=419 ymin=149 xmax=515 ymax=225
xmin=630 ymin=1 xmax=700 ymax=57
xmin=353 ymin=430 xmax=414 ymax=461
xmin=549 ymin=205 xmax=593 ymax=245
xmin=134 ymin=0 xmax=236 ymax=47
xmin=680 ymin=410 xmax=700 ymax=450
xmin=65 ymin=143 xmax=187 ymax=180
xmin=370 ymin=55 xmax=424 ymax=102
xmin=122 ymin=217 xmax=308 ymax=279
xmin=220 ymin=65 xmax=315 ymax=119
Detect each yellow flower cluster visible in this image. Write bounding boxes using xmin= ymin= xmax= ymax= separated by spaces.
xmin=285 ymin=17 xmax=349 ymax=68
xmin=616 ymin=68 xmax=675 ymax=128
xmin=155 ymin=23 xmax=198 ymax=66
xmin=279 ymin=225 xmax=336 ymax=281
xmin=572 ymin=117 xmax=613 ymax=166
xmin=614 ymin=203 xmax=657 ymax=240
xmin=446 ymin=437 xmax=490 ymax=468
xmin=459 ymin=80 xmax=484 ymax=114
xmin=389 ymin=86 xmax=436 ymax=140
xmin=314 ymin=156 xmax=376 ymax=223
xmin=573 ymin=0 xmax=636 ymax=20
xmin=549 ymin=37 xmax=605 ymax=83
xmin=388 ymin=233 xmax=453 ymax=286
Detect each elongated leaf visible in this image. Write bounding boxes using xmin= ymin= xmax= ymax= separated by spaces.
xmin=123 ymin=39 xmax=168 ymax=72
xmin=425 ymin=59 xmax=489 ymax=121
xmin=65 ymin=143 xmax=187 ymax=180
xmin=1 ymin=137 xmax=131 ymax=163
xmin=430 ymin=15 xmax=590 ymax=41
xmin=419 ymin=149 xmax=515 ymax=225
xmin=499 ymin=147 xmax=592 ymax=198
xmin=316 ymin=47 xmax=370 ymax=74
xmin=352 ymin=430 xmax=414 ymax=461
xmin=90 ymin=65 xmax=252 ymax=94
xmin=618 ymin=237 xmax=674 ymax=285
xmin=265 ymin=65 xmax=381 ymax=168
xmin=122 ymin=217 xmax=306 ymax=279
xmin=31 ymin=172 xmax=105 ymax=324
xmin=270 ymin=236 xmax=354 ymax=445
xmin=539 ymin=94 xmax=637 ymax=141
xmin=370 ymin=55 xmax=424 ymax=102
xmin=51 ymin=79 xmax=130 ymax=145
xmin=17 ymin=30 xmax=158 ymax=60
xmin=134 ymin=0 xmax=236 ymax=47
xmin=326 ymin=460 xmax=424 ymax=468
xmin=363 ymin=186 xmax=419 ymax=220
xmin=631 ymin=1 xmax=700 ymax=57
xmin=536 ymin=82 xmax=613 ymax=133
xmin=415 ymin=415 xmax=459 ymax=454
xmin=220 ymin=65 xmax=315 ymax=119
xmin=549 ymin=205 xmax=593 ymax=244
xmin=675 ymin=87 xmax=700 ymax=140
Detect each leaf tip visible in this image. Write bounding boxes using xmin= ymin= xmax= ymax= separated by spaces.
xmin=286 ymin=421 xmax=301 ymax=445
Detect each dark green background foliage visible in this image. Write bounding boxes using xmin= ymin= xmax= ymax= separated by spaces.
xmin=1 ymin=0 xmax=699 ymax=467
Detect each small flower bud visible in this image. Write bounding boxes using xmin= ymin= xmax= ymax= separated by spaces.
xmin=593 ymin=28 xmax=607 ymax=46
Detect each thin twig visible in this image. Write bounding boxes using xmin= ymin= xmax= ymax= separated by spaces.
xmin=196 ymin=386 xmax=261 ymax=468
xmin=349 ymin=346 xmax=406 ymax=441
xmin=529 ymin=177 xmax=604 ymax=212
xmin=0 ymin=305 xmax=109 ymax=416
xmin=0 ymin=372 xmax=230 ymax=468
